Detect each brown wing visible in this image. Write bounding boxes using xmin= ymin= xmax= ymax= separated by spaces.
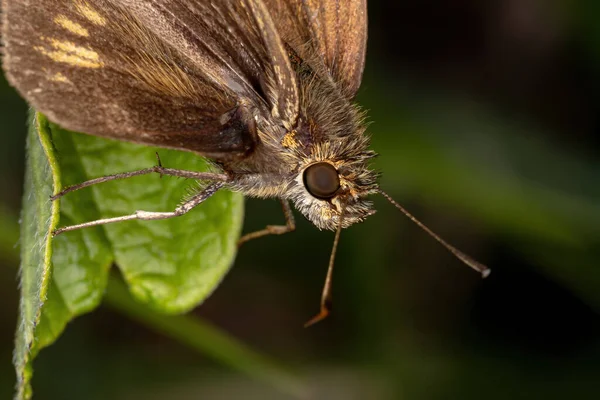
xmin=263 ymin=0 xmax=368 ymax=98
xmin=2 ymin=0 xmax=299 ymax=158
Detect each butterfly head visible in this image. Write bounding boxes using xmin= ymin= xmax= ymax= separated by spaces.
xmin=288 ymin=141 xmax=379 ymax=231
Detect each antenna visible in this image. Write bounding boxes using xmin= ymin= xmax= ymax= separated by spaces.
xmin=379 ymin=190 xmax=490 ymax=278
xmin=304 ymin=206 xmax=345 ymax=327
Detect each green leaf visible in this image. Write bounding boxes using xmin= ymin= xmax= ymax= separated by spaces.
xmin=15 ymin=112 xmax=61 ymax=400
xmin=52 ymin=125 xmax=245 ymax=313
xmin=33 ymin=123 xmax=113 ymax=353
xmin=16 ymin=113 xmax=244 ymax=398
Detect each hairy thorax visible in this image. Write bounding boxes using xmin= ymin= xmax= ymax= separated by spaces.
xmin=225 ymin=69 xmax=379 ymax=230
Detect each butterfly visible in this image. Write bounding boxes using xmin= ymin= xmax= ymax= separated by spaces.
xmin=2 ymin=0 xmax=489 ymax=326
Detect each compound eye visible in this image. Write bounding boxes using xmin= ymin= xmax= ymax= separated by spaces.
xmin=303 ymin=162 xmax=340 ymax=199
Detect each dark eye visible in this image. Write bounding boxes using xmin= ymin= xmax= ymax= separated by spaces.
xmin=303 ymin=162 xmax=340 ymax=199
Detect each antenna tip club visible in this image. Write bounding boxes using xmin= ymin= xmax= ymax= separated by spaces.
xmin=304 ymin=308 xmax=330 ymax=328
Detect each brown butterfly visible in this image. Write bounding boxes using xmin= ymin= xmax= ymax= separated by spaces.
xmin=2 ymin=0 xmax=489 ymax=326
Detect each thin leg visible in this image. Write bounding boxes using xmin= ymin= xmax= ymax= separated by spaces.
xmin=237 ymin=200 xmax=295 ymax=246
xmin=51 ymin=153 xmax=228 ymax=200
xmin=52 ymin=182 xmax=224 ymax=236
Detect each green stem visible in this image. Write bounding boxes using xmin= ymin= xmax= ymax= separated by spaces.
xmin=103 ymin=275 xmax=309 ymax=399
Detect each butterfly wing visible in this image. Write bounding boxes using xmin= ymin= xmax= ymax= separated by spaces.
xmin=263 ymin=0 xmax=368 ymax=98
xmin=2 ymin=0 xmax=299 ymax=158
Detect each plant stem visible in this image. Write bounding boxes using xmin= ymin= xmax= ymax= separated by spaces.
xmin=103 ymin=275 xmax=309 ymax=399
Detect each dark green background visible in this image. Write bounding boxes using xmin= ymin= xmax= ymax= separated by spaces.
xmin=2 ymin=1 xmax=600 ymax=399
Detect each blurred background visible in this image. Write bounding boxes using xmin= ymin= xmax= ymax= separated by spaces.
xmin=1 ymin=1 xmax=600 ymax=399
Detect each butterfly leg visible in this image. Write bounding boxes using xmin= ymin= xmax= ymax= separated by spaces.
xmin=51 ymin=153 xmax=227 ymax=200
xmin=52 ymin=182 xmax=224 ymax=236
xmin=237 ymin=200 xmax=295 ymax=246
